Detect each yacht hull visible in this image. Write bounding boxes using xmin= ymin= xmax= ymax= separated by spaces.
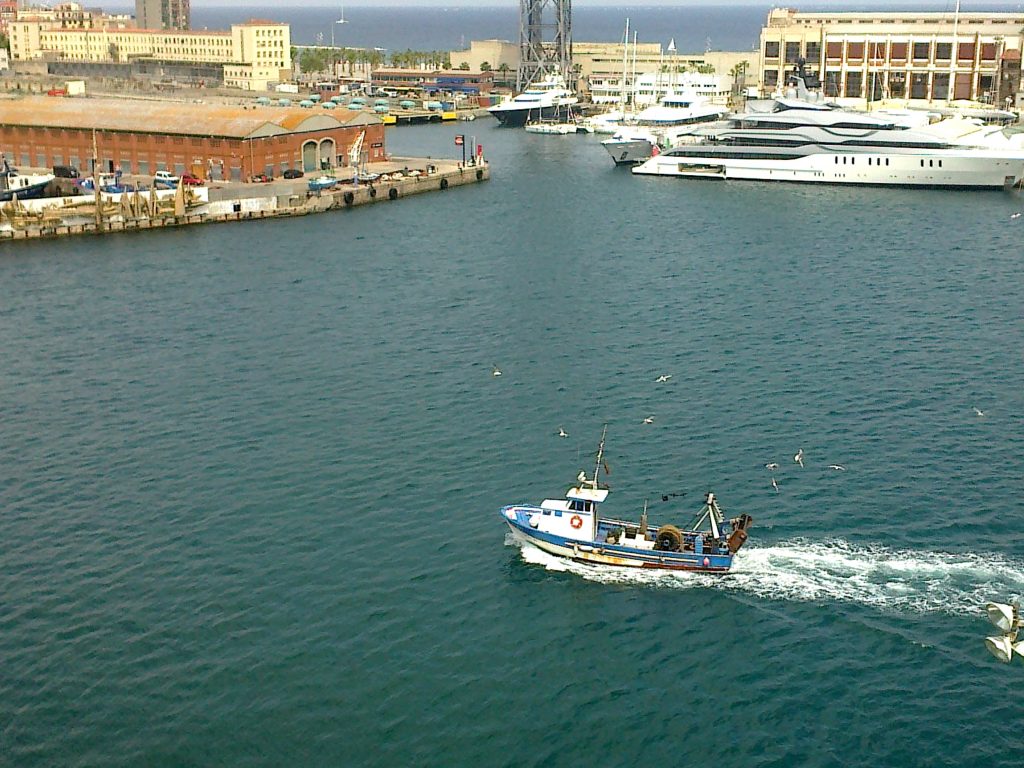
xmin=633 ymin=150 xmax=1024 ymax=189
xmin=602 ymin=138 xmax=654 ymax=165
xmin=489 ymin=103 xmax=573 ymax=128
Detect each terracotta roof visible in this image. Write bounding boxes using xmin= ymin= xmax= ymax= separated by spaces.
xmin=0 ymin=96 xmax=377 ymax=138
xmin=1002 ymin=49 xmax=1021 ymax=61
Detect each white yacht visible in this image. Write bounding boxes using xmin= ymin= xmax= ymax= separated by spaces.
xmin=601 ymin=90 xmax=727 ymax=165
xmin=631 ymin=106 xmax=1024 ymax=188
xmin=488 ymin=74 xmax=579 ymax=128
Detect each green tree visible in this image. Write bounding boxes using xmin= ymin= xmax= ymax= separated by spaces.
xmin=480 ymin=61 xmax=491 ymax=71
xmin=458 ymin=62 xmax=470 ymax=71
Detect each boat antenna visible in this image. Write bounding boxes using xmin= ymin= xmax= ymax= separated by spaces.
xmin=593 ymin=424 xmax=608 ymax=487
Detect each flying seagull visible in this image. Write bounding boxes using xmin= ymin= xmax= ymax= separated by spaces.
xmin=765 ymin=462 xmax=779 ymax=470
xmin=973 ymin=407 xmax=985 ymax=417
xmin=1011 ymin=213 xmax=1022 ymax=220
xmin=771 ymin=476 xmax=779 ymax=492
xmin=642 ymin=416 xmax=654 ymax=424
xmin=558 ymin=427 xmax=568 ymax=438
xmin=492 ymin=365 xmax=502 ymax=377
xmin=655 ymin=374 xmax=672 ymax=383
xmin=794 ymin=449 xmax=804 ymax=467
xmin=827 ymin=464 xmax=845 ymax=471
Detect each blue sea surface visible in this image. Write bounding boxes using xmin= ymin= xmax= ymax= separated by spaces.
xmin=2 ymin=122 xmax=1024 ymax=765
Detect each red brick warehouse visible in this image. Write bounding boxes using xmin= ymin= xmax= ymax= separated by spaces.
xmin=0 ymin=97 xmax=386 ymax=180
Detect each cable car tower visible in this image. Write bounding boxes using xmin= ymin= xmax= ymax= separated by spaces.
xmin=517 ymin=0 xmax=573 ymax=91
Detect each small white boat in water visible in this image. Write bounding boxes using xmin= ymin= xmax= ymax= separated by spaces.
xmin=500 ymin=427 xmax=753 ymax=573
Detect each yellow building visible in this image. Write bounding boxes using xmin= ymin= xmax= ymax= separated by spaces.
xmin=9 ymin=18 xmax=291 ymax=90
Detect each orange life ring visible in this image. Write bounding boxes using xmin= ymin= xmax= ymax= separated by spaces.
xmin=570 ymin=515 xmax=583 ymax=529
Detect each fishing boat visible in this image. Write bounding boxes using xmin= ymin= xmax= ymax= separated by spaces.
xmin=499 ymin=427 xmax=753 ymax=573
xmin=307 ymin=174 xmax=339 ymax=192
xmin=0 ymin=162 xmax=55 ymax=201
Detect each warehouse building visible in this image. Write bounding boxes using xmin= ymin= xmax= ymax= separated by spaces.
xmin=0 ymin=97 xmax=386 ymax=181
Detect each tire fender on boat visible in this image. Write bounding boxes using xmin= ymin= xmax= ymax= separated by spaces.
xmin=440 ymin=177 xmax=449 ymax=190
xmin=570 ymin=515 xmax=583 ymax=529
xmin=343 ymin=191 xmax=354 ymax=206
xmin=703 ymin=557 xmax=711 ymax=568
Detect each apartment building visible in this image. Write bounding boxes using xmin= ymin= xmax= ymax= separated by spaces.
xmin=8 ymin=18 xmax=292 ymax=90
xmin=136 ymin=0 xmax=189 ymax=32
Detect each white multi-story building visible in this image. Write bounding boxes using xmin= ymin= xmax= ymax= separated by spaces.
xmin=760 ymin=8 xmax=1024 ymax=106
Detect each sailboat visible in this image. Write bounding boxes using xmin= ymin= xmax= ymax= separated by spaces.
xmin=336 ymin=4 xmax=347 ymax=24
xmin=583 ymin=19 xmax=639 ymax=134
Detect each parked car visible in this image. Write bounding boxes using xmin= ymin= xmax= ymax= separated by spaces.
xmin=249 ymin=173 xmax=271 ymax=183
xmin=53 ymin=165 xmax=79 ymax=179
xmin=154 ymin=170 xmax=179 ymax=183
xmin=180 ymin=172 xmax=204 ymax=186
xmin=282 ymin=168 xmax=304 ymax=179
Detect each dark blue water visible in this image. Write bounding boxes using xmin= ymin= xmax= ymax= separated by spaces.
xmin=3 ymin=123 xmax=1024 ymax=765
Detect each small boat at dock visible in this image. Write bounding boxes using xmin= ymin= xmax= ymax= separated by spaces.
xmin=500 ymin=427 xmax=753 ymax=573
xmin=0 ymin=162 xmax=55 ymax=201
xmin=307 ymin=174 xmax=339 ymax=192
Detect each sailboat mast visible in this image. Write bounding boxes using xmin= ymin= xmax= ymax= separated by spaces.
xmin=619 ymin=18 xmax=629 ymax=111
xmin=948 ymin=0 xmax=960 ymax=105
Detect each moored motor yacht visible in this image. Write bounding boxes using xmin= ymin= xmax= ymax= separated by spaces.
xmin=601 ymin=90 xmax=727 ymax=165
xmin=488 ymin=73 xmax=579 ymax=128
xmin=631 ymin=106 xmax=1024 ymax=188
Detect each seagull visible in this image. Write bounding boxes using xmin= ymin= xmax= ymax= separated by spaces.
xmin=1011 ymin=213 xmax=1022 ymax=220
xmin=973 ymin=407 xmax=985 ymax=417
xmin=642 ymin=416 xmax=654 ymax=424
xmin=557 ymin=427 xmax=568 ymax=438
xmin=794 ymin=449 xmax=804 ymax=467
xmin=764 ymin=462 xmax=779 ymax=470
xmin=827 ymin=464 xmax=846 ymax=471
xmin=771 ymin=476 xmax=779 ymax=492
xmin=491 ymin=365 xmax=502 ymax=377
xmin=655 ymin=374 xmax=672 ymax=383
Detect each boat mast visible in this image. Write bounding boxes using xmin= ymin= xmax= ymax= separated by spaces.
xmin=592 ymin=424 xmax=608 ymax=487
xmin=948 ymin=0 xmax=960 ymax=106
xmin=619 ymin=18 xmax=629 ymax=113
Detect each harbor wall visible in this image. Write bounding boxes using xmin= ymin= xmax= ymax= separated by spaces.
xmin=0 ymin=163 xmax=490 ymax=242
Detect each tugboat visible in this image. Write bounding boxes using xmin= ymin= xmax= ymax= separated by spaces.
xmin=500 ymin=427 xmax=752 ymax=572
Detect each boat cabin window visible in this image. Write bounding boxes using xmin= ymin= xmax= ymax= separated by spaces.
xmin=568 ymin=499 xmax=594 ymax=512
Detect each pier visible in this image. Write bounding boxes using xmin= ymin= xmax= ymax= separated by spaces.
xmin=0 ymin=158 xmax=489 ymax=242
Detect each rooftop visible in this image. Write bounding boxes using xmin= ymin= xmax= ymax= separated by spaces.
xmin=0 ymin=97 xmax=380 ymax=139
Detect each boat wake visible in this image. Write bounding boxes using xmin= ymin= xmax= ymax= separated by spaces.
xmin=509 ymin=535 xmax=1024 ymax=616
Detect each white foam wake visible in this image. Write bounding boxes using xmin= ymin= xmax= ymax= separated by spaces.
xmin=509 ymin=535 xmax=1024 ymax=616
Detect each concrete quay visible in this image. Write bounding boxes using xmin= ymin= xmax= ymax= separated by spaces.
xmin=0 ymin=158 xmax=489 ymax=242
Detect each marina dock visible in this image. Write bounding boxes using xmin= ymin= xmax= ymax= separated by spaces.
xmin=0 ymin=158 xmax=489 ymax=242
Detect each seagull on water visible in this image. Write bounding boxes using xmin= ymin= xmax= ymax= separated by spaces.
xmin=491 ymin=365 xmax=502 ymax=377
xmin=828 ymin=464 xmax=846 ymax=471
xmin=771 ymin=476 xmax=779 ymax=492
xmin=794 ymin=449 xmax=804 ymax=467
xmin=642 ymin=416 xmax=654 ymax=424
xmin=973 ymin=407 xmax=985 ymax=417
xmin=655 ymin=374 xmax=672 ymax=383
xmin=558 ymin=427 xmax=568 ymax=438
xmin=765 ymin=462 xmax=779 ymax=470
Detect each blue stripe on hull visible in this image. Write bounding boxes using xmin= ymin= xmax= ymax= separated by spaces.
xmin=502 ymin=515 xmax=733 ymax=574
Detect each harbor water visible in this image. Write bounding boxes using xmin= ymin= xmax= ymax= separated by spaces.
xmin=2 ymin=122 xmax=1024 ymax=765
